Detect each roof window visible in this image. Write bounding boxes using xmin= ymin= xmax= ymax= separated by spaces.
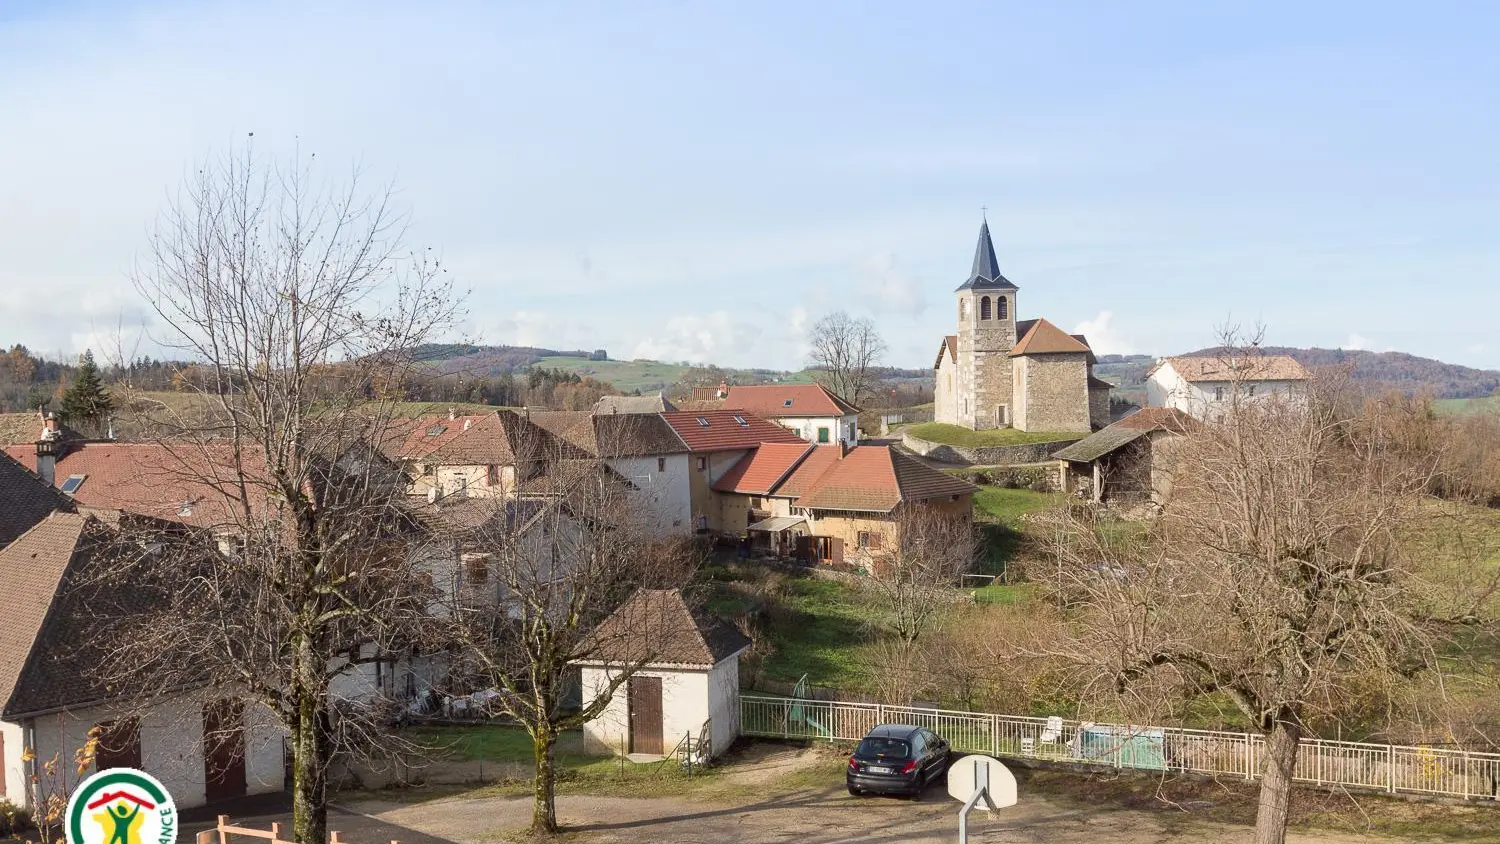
xmin=59 ymin=474 xmax=87 ymax=495
xmin=783 ymin=399 xmax=793 ymax=407
xmin=696 ymin=417 xmax=710 ymax=427
xmin=426 ymin=424 xmax=447 ymax=437
xmin=733 ymin=415 xmax=748 ymax=427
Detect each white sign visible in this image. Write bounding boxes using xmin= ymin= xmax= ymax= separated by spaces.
xmin=946 ymin=754 xmax=1017 ymax=809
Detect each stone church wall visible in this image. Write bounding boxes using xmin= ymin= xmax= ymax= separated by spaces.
xmin=1019 ymin=352 xmax=1091 ymax=433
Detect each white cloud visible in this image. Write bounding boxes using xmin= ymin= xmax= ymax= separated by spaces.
xmin=1342 ymin=333 xmax=1370 ymax=351
xmin=1072 ymin=311 xmax=1133 ymax=356
xmin=858 ymin=254 xmax=927 ymax=316
xmin=629 ymin=311 xmax=764 ymax=365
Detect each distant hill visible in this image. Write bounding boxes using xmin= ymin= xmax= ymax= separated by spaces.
xmin=1094 ymin=347 xmax=1500 ymax=405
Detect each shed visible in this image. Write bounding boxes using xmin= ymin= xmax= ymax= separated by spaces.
xmin=574 ymin=589 xmax=751 ymax=761
xmin=1052 ymin=407 xmax=1196 ymax=504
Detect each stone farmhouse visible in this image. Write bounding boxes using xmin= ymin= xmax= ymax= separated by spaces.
xmin=933 ymin=220 xmax=1112 ymax=433
xmin=711 ymin=442 xmax=975 ymax=568
xmin=1145 ymin=355 xmax=1310 ymax=420
xmin=719 ymin=383 xmax=860 ymax=447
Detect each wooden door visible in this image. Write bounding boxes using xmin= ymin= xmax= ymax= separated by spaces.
xmin=203 ymin=699 xmax=247 ymax=802
xmin=830 ymin=537 xmax=844 ymax=565
xmin=95 ymin=717 xmax=142 ymax=770
xmin=628 ymin=676 xmax=664 ymax=755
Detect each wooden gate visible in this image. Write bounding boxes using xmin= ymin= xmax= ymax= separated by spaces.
xmin=629 ymin=676 xmax=664 ymax=755
xmin=203 ymin=699 xmax=247 ymax=802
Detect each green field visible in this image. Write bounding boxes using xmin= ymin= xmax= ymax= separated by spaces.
xmin=906 ymin=422 xmax=1085 ymax=447
xmin=529 ymin=356 xmax=693 ymax=393
xmin=972 ymin=486 xmax=1060 ymax=573
xmin=1433 ymin=395 xmax=1500 ymax=415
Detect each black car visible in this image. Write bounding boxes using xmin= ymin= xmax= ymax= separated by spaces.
xmin=846 ymin=724 xmax=951 ymax=797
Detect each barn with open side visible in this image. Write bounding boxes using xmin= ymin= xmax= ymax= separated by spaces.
xmin=574 ymin=589 xmax=751 ymax=761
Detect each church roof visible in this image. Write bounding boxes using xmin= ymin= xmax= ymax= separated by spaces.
xmin=934 ymin=335 xmax=957 ymax=369
xmin=954 ymin=220 xmax=1018 ymax=292
xmin=1010 ymin=318 xmax=1092 ymax=357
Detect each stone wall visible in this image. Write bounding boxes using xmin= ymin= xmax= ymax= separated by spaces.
xmin=902 ymin=431 xmax=1084 ymax=466
xmin=1088 ymin=384 xmax=1111 ymax=430
xmin=1018 ymin=352 xmax=1091 ymax=432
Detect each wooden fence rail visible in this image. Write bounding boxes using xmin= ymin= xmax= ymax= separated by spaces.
xmin=196 ymin=815 xmax=402 ymax=844
xmin=741 ymin=695 xmax=1500 ymax=802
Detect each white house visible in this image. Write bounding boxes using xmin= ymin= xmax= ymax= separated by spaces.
xmin=574 ymin=589 xmax=751 ymax=761
xmin=721 ymin=384 xmax=860 ymax=447
xmin=1145 ymin=355 xmax=1310 ymax=420
xmin=0 ymin=513 xmax=285 ymax=809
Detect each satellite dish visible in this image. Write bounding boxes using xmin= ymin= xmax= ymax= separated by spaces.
xmin=947 ymin=754 xmax=1017 ymax=809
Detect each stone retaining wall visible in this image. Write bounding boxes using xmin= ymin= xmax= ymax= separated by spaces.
xmin=902 ymin=431 xmax=1084 ymax=466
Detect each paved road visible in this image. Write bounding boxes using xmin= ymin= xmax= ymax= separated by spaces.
xmin=180 ymin=793 xmax=454 ymax=844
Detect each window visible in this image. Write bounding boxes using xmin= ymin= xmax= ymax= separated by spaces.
xmin=696 ymin=456 xmax=706 ymax=471
xmin=733 ymin=415 xmax=748 ymax=427
xmin=93 ymin=717 xmax=142 ymax=771
xmin=657 ymin=457 xmax=666 ymax=472
xmin=425 ymin=424 xmax=446 ymax=437
xmin=1248 ymin=384 xmax=1258 ymax=396
xmin=59 ymin=474 xmax=86 ymax=495
xmin=1214 ymin=386 xmax=1225 ymax=401
xmin=783 ymin=399 xmax=793 ymax=407
xmin=857 ymin=531 xmax=883 ymax=550
xmin=980 ymin=296 xmax=992 ymax=320
xmin=996 ymin=404 xmax=1008 ymax=426
xmin=696 ymin=416 xmax=710 ymax=427
xmin=997 ymin=297 xmax=1008 ymax=319
xmin=817 ymin=427 xmax=830 ymax=443
xmin=750 ymin=496 xmax=764 ymax=509
xmin=463 ymin=553 xmax=490 ymax=583
xmin=487 ymin=465 xmax=499 ymax=485
xmin=959 ymin=298 xmax=968 ymax=320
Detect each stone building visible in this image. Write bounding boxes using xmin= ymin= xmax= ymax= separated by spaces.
xmin=933 ymin=220 xmax=1112 ymax=432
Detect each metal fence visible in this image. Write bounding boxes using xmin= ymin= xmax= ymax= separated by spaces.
xmin=740 ymin=695 xmax=1500 ymax=802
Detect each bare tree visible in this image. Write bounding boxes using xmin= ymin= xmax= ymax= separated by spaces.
xmin=863 ymin=505 xmax=978 ymax=651
xmin=431 ymin=421 xmax=704 ymax=834
xmin=1032 ymin=339 xmax=1490 ymax=844
xmin=807 ymin=311 xmax=886 ymax=408
xmin=113 ymin=142 xmax=464 ymax=844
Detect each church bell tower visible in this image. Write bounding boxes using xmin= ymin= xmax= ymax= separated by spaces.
xmin=954 ymin=218 xmax=1019 ymax=429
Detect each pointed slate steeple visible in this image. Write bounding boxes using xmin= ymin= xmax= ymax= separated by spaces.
xmin=955 ymin=218 xmax=1018 ymax=291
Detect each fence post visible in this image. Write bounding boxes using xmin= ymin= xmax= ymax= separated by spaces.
xmin=877 ymin=703 xmax=886 ymax=724
xmin=990 ymin=714 xmax=999 ymax=757
xmin=1245 ymin=735 xmax=1253 ymax=781
xmin=1464 ymin=752 xmax=1470 ymax=800
xmin=1387 ymin=745 xmax=1396 ymax=794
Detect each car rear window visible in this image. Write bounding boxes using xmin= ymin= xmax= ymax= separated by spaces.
xmin=856 ymin=737 xmax=911 ymax=759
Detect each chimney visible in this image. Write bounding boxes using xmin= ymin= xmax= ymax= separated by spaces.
xmin=36 ymin=439 xmax=57 ymax=486
xmin=427 ymin=487 xmax=439 ymax=504
xmin=448 ymin=406 xmax=457 ymax=421
xmin=40 ymin=411 xmax=59 ymax=441
xmin=463 ymin=418 xmax=473 ymax=431
xmin=717 ymin=381 xmax=728 ymax=399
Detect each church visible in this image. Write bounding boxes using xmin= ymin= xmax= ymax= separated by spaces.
xmin=933 ymin=220 xmax=1112 ymax=433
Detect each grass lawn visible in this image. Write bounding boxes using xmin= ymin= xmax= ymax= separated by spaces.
xmin=972 ymin=486 xmax=1062 ymax=574
xmin=1432 ymin=395 xmax=1500 ymax=415
xmin=971 ymin=582 xmax=1036 ymax=606
xmin=906 ymin=421 xmax=1084 ymax=447
xmin=528 ymin=355 xmax=691 ymax=393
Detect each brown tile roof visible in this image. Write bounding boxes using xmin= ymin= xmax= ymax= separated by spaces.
xmin=934 ymin=336 xmax=957 ymax=369
xmin=712 ymin=443 xmax=815 ymax=494
xmin=793 ymin=446 xmax=976 ymax=513
xmin=771 ymin=444 xmax=843 ymax=498
xmin=594 ymin=394 xmax=677 ymax=414
xmin=661 ymin=411 xmax=805 ymax=453
xmin=418 ymin=411 xmax=595 ymax=466
xmin=578 ymin=589 xmax=751 ymax=668
xmin=2 ymin=442 xmax=266 ymax=529
xmin=1162 ymin=355 xmax=1310 ymax=383
xmin=1010 ymin=317 xmax=1092 ymax=356
xmin=722 ymin=384 xmax=859 ymax=417
xmin=1115 ymin=406 xmax=1197 ymax=432
xmin=381 ymin=414 xmax=493 ymax=461
xmin=0 ymin=413 xmax=87 ymax=446
xmin=0 ymin=450 xmax=75 ymax=550
xmin=1088 ymin=374 xmax=1115 ymax=391
xmin=529 ymin=411 xmax=688 ymax=458
xmin=0 ymin=512 xmax=82 ymax=717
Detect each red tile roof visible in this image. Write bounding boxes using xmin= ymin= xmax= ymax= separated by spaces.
xmin=712 ymin=443 xmax=815 ymax=494
xmin=660 ymin=411 xmax=805 ymax=453
xmin=383 ymin=414 xmax=493 ymax=461
xmin=1010 ymin=317 xmax=1092 ymax=356
xmin=1115 ymin=406 xmax=1197 ymax=433
xmin=792 ymin=446 xmax=976 ymax=513
xmin=722 ymin=384 xmax=859 ymax=417
xmin=2 ymin=442 xmax=266 ymax=529
xmin=934 ymin=335 xmax=958 ymax=369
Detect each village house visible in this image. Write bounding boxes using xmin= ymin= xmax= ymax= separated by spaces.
xmin=712 ymin=442 xmax=976 ymax=568
xmin=659 ymin=410 xmax=805 ymax=534
xmin=0 ymin=512 xmax=286 ymax=810
xmin=575 ymin=589 xmax=751 ymax=760
xmin=933 ymin=220 xmax=1112 ymax=432
xmin=1053 ymin=407 xmax=1197 ymax=504
xmin=719 ymin=383 xmax=860 ymax=447
xmin=1145 ymin=355 xmax=1310 ymax=419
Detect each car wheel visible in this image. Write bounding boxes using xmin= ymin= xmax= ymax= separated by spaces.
xmin=847 ymin=785 xmax=861 ymax=796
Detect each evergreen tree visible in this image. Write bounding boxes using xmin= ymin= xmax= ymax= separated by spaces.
xmin=61 ymin=349 xmax=113 ymax=431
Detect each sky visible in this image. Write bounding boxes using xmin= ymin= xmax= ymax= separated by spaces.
xmin=2 ymin=1 xmax=1498 ymax=372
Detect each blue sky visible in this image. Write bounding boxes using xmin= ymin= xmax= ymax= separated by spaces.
xmin=2 ymin=1 xmax=1498 ymax=371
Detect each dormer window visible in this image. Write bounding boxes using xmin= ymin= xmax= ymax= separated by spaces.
xmin=696 ymin=417 xmax=710 ymax=427
xmin=59 ymin=474 xmax=87 ymax=495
